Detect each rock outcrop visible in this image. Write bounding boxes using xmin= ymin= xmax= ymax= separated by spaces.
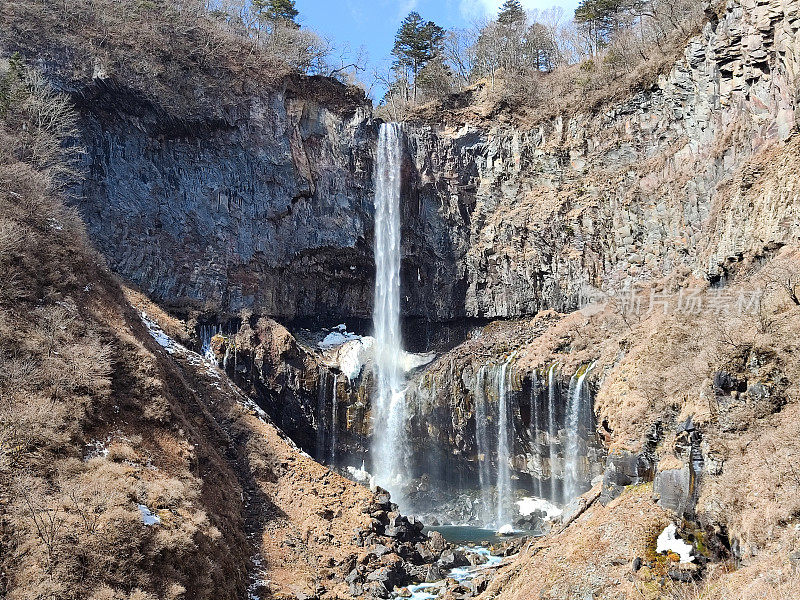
xmin=5 ymin=0 xmax=797 ymax=330
xmin=403 ymin=0 xmax=800 ymax=320
xmin=75 ymin=76 xmax=378 ymax=321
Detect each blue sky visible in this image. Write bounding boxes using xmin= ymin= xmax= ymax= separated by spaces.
xmin=295 ymin=0 xmax=580 ymax=98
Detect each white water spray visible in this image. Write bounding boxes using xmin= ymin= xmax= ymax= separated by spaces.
xmin=371 ymin=122 xmax=407 ymax=501
xmin=316 ymin=368 xmax=328 ymax=463
xmin=329 ymin=373 xmax=339 ymax=465
xmin=529 ymin=370 xmax=543 ymax=499
xmin=474 ymin=366 xmax=491 ymax=524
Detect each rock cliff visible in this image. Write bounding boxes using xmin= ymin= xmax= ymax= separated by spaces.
xmin=7 ymin=0 xmax=797 ymax=328
xmin=404 ymin=0 xmax=799 ymax=320
xmin=3 ymin=0 xmax=800 ymax=597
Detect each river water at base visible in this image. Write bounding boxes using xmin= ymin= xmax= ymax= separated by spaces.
xmin=393 ymin=525 xmax=538 ymax=600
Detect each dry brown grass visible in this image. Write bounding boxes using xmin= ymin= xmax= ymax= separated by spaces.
xmin=0 ymin=0 xmax=364 ymax=122
xmin=0 ymin=60 xmax=248 ymax=600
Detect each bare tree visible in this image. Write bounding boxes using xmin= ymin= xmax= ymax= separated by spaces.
xmin=442 ymin=27 xmax=479 ymax=90
xmin=14 ymin=474 xmax=66 ymax=574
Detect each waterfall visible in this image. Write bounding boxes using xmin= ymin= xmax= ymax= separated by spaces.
xmin=329 ymin=373 xmax=338 ymax=466
xmin=529 ymin=370 xmax=542 ymax=499
xmin=316 ymin=368 xmax=328 ymax=463
xmin=371 ymin=122 xmax=407 ymax=502
xmin=495 ymin=356 xmax=514 ymax=528
xmin=547 ymin=364 xmax=559 ymax=503
xmin=564 ymin=364 xmax=594 ymax=500
xmin=474 ymin=366 xmax=492 ymax=525
xmin=473 ymin=359 xmax=515 ymax=528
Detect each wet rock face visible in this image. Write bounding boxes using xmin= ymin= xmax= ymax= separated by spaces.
xmin=600 ymin=422 xmax=661 ymax=504
xmin=404 ymin=361 xmax=606 ymax=519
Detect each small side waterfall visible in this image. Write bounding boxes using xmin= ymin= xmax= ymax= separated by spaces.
xmin=329 ymin=374 xmax=339 ymax=465
xmin=474 ymin=366 xmax=492 ymax=524
xmin=472 ymin=358 xmax=515 ymax=528
xmin=564 ymin=364 xmax=594 ymax=500
xmin=547 ymin=364 xmax=560 ymax=503
xmin=371 ymin=122 xmax=407 ymax=501
xmin=529 ymin=371 xmax=543 ymax=499
xmin=316 ymin=368 xmax=329 ymax=463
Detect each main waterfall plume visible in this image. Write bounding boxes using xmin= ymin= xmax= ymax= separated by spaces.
xmin=371 ymin=122 xmax=406 ymax=502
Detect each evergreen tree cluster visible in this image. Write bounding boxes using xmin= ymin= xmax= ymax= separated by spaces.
xmin=390 ymin=11 xmax=447 ymax=101
xmin=252 ymin=0 xmax=299 ymax=26
xmin=380 ymin=0 xmax=701 ymax=117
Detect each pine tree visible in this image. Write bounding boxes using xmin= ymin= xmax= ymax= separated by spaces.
xmin=574 ymin=0 xmax=636 ymax=52
xmin=497 ymin=0 xmax=526 ymax=25
xmin=392 ymin=12 xmax=445 ymax=101
xmin=253 ymin=0 xmax=299 ymax=26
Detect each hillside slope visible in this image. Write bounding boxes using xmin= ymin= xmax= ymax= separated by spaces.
xmin=0 ymin=58 xmax=442 ymax=600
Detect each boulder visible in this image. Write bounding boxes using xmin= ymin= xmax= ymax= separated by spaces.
xmin=428 ymin=530 xmax=448 ymax=553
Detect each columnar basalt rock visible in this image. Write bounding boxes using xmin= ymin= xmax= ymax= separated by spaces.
xmin=14 ymin=0 xmax=796 ymax=330
xmin=72 ymin=78 xmax=378 ymax=321
xmin=402 ymin=0 xmax=800 ymax=321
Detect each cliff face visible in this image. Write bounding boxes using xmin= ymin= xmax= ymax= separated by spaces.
xmin=49 ymin=0 xmax=798 ymax=523
xmin=74 ymin=77 xmax=378 ymax=321
xmin=16 ymin=1 xmax=796 ymax=328
xmin=404 ymin=0 xmax=800 ymax=320
xmin=3 ymin=0 xmax=800 ymax=597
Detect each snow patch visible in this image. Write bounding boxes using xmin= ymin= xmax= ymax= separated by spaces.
xmin=137 ymin=504 xmax=161 ymax=526
xmin=330 ymin=335 xmax=433 ymax=382
xmin=141 ymin=312 xmax=220 ymax=379
xmin=656 ymin=523 xmax=694 ymax=563
xmin=84 ymin=437 xmax=111 ymax=460
xmin=141 ymin=312 xmax=180 ymax=354
xmin=517 ymin=496 xmax=563 ymax=520
xmin=318 ymin=325 xmax=361 ymax=349
xmin=338 ymin=337 xmax=374 ymax=381
xmin=347 ymin=461 xmax=376 ymax=489
xmin=400 ymin=350 xmax=435 ymax=371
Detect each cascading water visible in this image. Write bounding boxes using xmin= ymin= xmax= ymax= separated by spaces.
xmin=547 ymin=364 xmax=559 ymax=503
xmin=495 ymin=357 xmax=514 ymax=529
xmin=329 ymin=374 xmax=339 ymax=466
xmin=474 ymin=366 xmax=492 ymax=524
xmin=316 ymin=368 xmax=329 ymax=463
xmin=529 ymin=371 xmax=543 ymax=499
xmin=472 ymin=359 xmax=515 ymax=529
xmin=564 ymin=363 xmax=594 ymax=500
xmin=371 ymin=122 xmax=407 ymax=502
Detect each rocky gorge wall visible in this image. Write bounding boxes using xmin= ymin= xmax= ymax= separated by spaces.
xmin=8 ymin=0 xmax=800 ymax=530
xmin=11 ymin=0 xmax=797 ymax=331
xmin=404 ymin=0 xmax=800 ymax=320
xmin=97 ymin=0 xmax=799 ymax=527
xmin=73 ymin=76 xmax=378 ymax=321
